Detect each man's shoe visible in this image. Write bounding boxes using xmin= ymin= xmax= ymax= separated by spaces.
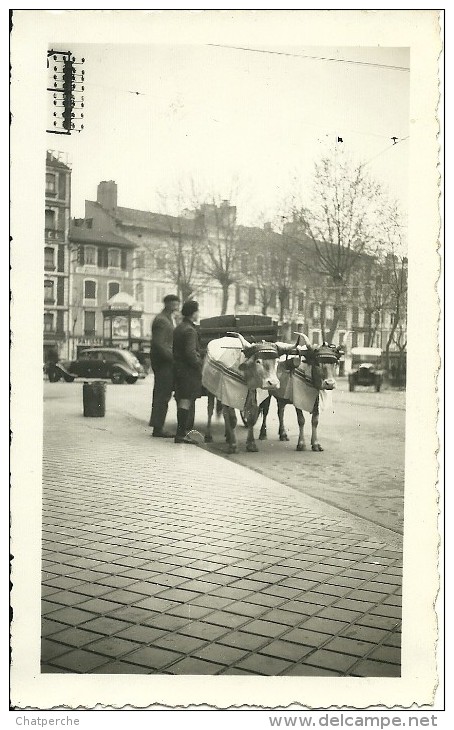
xmin=174 ymin=434 xmax=198 ymax=444
xmin=152 ymin=429 xmax=175 ymax=438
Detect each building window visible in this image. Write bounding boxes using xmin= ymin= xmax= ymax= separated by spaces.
xmin=256 ymin=255 xmax=264 ymax=278
xmin=312 ymin=330 xmax=320 ymax=345
xmin=338 ymin=331 xmax=346 ymax=347
xmin=45 ymin=209 xmax=56 ymax=230
xmin=269 ymin=289 xmax=277 ymax=308
xmin=108 ymin=248 xmax=120 ymax=268
xmin=338 ymin=305 xmax=347 ymax=325
xmin=297 ymin=293 xmax=305 ymax=313
xmin=155 ymin=286 xmax=165 ymax=303
xmin=85 ymin=246 xmax=96 ymax=265
xmin=325 ymin=304 xmax=334 ymax=322
xmin=44 ymin=280 xmax=54 ymax=303
xmin=43 ymin=312 xmax=54 ymax=332
xmin=311 ymin=303 xmax=320 ymax=319
xmin=241 ymin=254 xmax=249 ymax=275
xmin=235 ymin=284 xmax=242 ymax=306
xmin=351 ymin=306 xmax=359 ymax=325
xmin=155 ymin=250 xmax=167 ymax=271
xmin=351 ymin=332 xmax=358 ymax=348
xmin=135 ymin=283 xmax=144 ymax=302
xmin=135 ymin=251 xmax=145 ymax=269
xmin=98 ymin=248 xmax=108 ymax=268
xmin=57 ymin=278 xmax=64 ymax=305
xmin=44 ymin=247 xmax=55 ymax=271
xmin=248 ymin=286 xmax=256 ymax=306
xmin=271 ymin=257 xmax=278 ymax=277
xmin=58 ymin=173 xmax=66 ymax=200
xmin=108 ymin=282 xmax=120 ymax=299
xmin=121 ymin=250 xmax=127 ymax=270
xmin=84 ymin=311 xmax=96 ymax=336
xmin=84 ymin=280 xmax=97 ymax=300
xmin=45 ymin=174 xmax=56 ymax=195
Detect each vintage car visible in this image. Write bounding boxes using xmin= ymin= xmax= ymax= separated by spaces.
xmin=49 ymin=347 xmax=146 ymax=384
xmin=348 ymin=347 xmax=384 ymax=392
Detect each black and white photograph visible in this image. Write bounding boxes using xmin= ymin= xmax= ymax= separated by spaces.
xmin=10 ymin=9 xmax=442 ymax=710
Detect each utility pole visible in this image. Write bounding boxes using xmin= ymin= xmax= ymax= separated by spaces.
xmin=47 ymin=50 xmax=85 ymax=135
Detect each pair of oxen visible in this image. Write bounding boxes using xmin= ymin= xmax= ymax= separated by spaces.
xmin=202 ymin=332 xmax=343 ymax=454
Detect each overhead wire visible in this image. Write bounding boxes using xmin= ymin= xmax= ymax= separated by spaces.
xmin=206 ymin=43 xmax=410 ymax=72
xmin=363 ymin=136 xmax=409 ymax=166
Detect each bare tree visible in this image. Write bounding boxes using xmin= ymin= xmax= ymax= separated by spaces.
xmin=380 ymin=207 xmax=408 ymax=376
xmin=198 ymin=198 xmax=240 ymax=315
xmin=154 ymin=189 xmax=205 ymax=302
xmin=285 ymin=151 xmax=385 ymax=342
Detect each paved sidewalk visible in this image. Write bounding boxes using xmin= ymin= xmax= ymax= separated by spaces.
xmin=42 ymin=387 xmax=402 ymax=676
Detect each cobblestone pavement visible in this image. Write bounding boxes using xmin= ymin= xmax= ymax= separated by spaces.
xmin=42 ymin=382 xmax=402 ymax=676
xmin=100 ymin=376 xmax=406 ymax=534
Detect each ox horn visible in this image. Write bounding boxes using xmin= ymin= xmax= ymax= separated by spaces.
xmin=293 ymin=332 xmax=312 ymax=350
xmin=227 ymin=331 xmax=251 ymax=351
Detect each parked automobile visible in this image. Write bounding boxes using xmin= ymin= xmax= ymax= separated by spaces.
xmin=49 ymin=347 xmax=146 ymax=384
xmin=348 ymin=347 xmax=384 ymax=392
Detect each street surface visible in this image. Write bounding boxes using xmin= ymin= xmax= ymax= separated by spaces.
xmin=41 ymin=380 xmax=403 ymax=678
xmin=54 ymin=375 xmax=405 ymax=535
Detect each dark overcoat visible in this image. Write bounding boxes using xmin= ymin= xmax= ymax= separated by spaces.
xmin=150 ymin=310 xmax=175 ymax=370
xmin=173 ymin=318 xmax=202 ymax=401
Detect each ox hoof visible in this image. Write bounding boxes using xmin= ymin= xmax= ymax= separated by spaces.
xmin=312 ymin=444 xmax=324 ymax=452
xmin=279 ymin=433 xmax=290 ymax=442
xmin=259 ymin=431 xmax=267 ymax=441
xmin=296 ymin=443 xmax=306 ymax=452
xmin=204 ymin=434 xmax=213 ymax=443
xmin=246 ymin=442 xmax=259 ymax=453
xmin=228 ymin=445 xmax=238 ymax=454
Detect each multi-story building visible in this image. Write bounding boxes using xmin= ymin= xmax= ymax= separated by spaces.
xmin=44 ymin=151 xmax=72 ymax=364
xmin=75 ymin=182 xmax=228 ymax=336
xmin=68 ymin=214 xmax=137 ymax=357
xmin=67 ymin=180 xmax=406 ymax=377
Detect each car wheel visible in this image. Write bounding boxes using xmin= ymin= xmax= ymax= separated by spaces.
xmin=111 ymin=370 xmax=125 ymax=384
xmin=375 ymin=383 xmax=381 ymax=392
xmin=48 ymin=369 xmax=61 ymax=383
xmin=63 ymin=374 xmax=75 ymax=383
xmin=349 ymin=381 xmax=355 ymax=392
xmin=126 ymin=376 xmax=138 ymax=384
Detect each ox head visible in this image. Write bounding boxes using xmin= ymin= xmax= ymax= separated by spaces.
xmin=294 ymin=333 xmax=344 ymax=391
xmin=227 ymin=332 xmax=281 ymax=390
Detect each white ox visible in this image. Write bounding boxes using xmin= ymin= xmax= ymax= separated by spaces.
xmin=202 ymin=333 xmax=297 ymax=453
xmin=258 ymin=334 xmax=343 ymax=452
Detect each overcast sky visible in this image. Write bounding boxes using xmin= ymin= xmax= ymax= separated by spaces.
xmin=46 ymin=43 xmax=410 ymax=226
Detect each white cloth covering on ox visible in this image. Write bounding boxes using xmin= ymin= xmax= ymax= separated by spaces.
xmin=274 ymin=357 xmax=334 ymax=415
xmin=202 ymin=337 xmax=270 ymax=410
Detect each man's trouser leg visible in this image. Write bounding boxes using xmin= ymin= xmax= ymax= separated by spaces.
xmin=186 ymin=400 xmax=195 ymax=431
xmin=149 ymin=366 xmax=173 ymax=430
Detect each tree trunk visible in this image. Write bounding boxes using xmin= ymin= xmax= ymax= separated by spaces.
xmin=327 ymin=313 xmax=340 ymax=344
xmin=221 ymin=284 xmax=230 ymax=315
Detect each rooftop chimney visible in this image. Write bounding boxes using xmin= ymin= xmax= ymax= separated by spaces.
xmin=97 ymin=181 xmax=117 ymax=213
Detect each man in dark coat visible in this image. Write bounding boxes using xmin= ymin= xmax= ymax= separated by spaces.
xmin=173 ymin=300 xmax=202 ymax=444
xmin=149 ymin=293 xmax=180 ymax=437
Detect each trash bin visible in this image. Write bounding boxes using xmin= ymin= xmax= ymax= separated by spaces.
xmin=83 ymin=381 xmax=106 ymax=418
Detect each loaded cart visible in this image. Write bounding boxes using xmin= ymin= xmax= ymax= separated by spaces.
xmin=198 ymin=314 xmax=279 ymax=357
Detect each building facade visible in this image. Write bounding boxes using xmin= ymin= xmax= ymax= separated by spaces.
xmin=68 ymin=215 xmax=136 ymax=357
xmin=68 ymin=180 xmax=406 ymax=377
xmin=44 ymin=151 xmax=72 ymax=364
